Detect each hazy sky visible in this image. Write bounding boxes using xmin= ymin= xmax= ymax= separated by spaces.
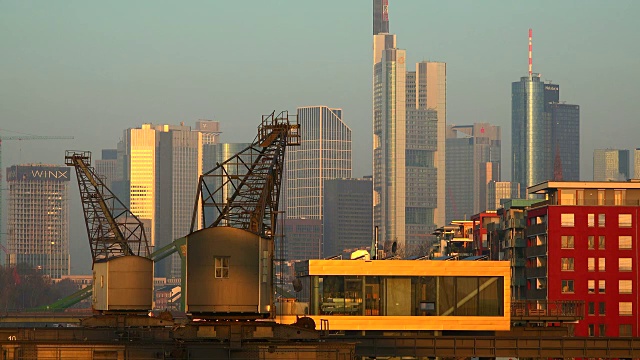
xmin=1 ymin=1 xmax=639 ymax=274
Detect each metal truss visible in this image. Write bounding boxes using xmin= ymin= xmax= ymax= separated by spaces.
xmin=65 ymin=150 xmax=150 ymax=263
xmin=191 ymin=111 xmax=300 ymax=240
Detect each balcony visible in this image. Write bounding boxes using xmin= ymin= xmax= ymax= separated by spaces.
xmin=525 ymin=245 xmax=547 ymax=258
xmin=511 ymin=299 xmax=584 ymax=321
xmin=508 ymin=218 xmax=526 ymax=229
xmin=525 ymin=288 xmax=547 ymax=300
xmin=525 ymin=223 xmax=546 ymax=237
xmin=514 ymin=238 xmax=526 ymax=248
xmin=512 ymin=277 xmax=526 ymax=287
xmin=526 ymin=266 xmax=547 ymax=279
xmin=512 ymin=258 xmax=525 ymax=267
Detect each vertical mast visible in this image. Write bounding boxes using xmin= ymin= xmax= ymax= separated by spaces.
xmin=528 ymin=28 xmax=533 ymax=78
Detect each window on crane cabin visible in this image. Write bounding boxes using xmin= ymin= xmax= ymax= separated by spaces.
xmin=214 ymin=257 xmax=230 ymax=278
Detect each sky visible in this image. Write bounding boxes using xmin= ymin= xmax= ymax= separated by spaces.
xmin=1 ymin=0 xmax=639 ymax=274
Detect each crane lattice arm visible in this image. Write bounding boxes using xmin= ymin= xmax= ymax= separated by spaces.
xmin=190 ymin=111 xmax=300 ymax=239
xmin=65 ymin=150 xmax=150 ymax=264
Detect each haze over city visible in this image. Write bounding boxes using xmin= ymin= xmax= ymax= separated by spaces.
xmin=1 ymin=0 xmax=639 ymax=274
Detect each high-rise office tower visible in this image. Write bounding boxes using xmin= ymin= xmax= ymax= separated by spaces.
xmin=487 ymin=181 xmax=521 ymax=210
xmin=195 ymin=120 xmax=221 ymax=173
xmin=446 ymin=124 xmax=501 ymax=222
xmin=550 ymin=103 xmax=580 ymax=181
xmin=634 ymin=149 xmax=640 ymax=179
xmin=323 ymin=178 xmax=373 ymax=258
xmin=512 ymin=30 xmax=579 ymax=196
xmin=372 ymin=1 xmax=446 ymax=255
xmin=6 ymin=164 xmax=70 ymax=278
xmin=120 ymin=124 xmax=157 ymax=248
xmin=95 ymin=149 xmax=118 ymax=189
xmin=156 ymin=124 xmax=203 ymax=278
xmin=593 ymin=149 xmax=630 ymax=181
xmin=284 ymin=106 xmax=351 ymax=260
xmin=286 ymin=106 xmax=351 ymax=219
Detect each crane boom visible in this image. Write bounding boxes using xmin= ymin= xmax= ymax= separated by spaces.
xmin=191 ymin=111 xmax=299 ymax=239
xmin=65 ymin=150 xmax=150 ymax=264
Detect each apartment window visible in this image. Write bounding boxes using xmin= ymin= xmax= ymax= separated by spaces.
xmin=619 ymin=302 xmax=633 ymax=316
xmin=598 ymin=280 xmax=606 ymax=294
xmin=620 ymin=324 xmax=632 ymax=337
xmin=599 ymin=324 xmax=606 ymax=337
xmin=561 ymin=258 xmax=574 ymax=271
xmin=588 ymin=324 xmax=595 ymax=337
xmin=619 ymin=258 xmax=632 ymax=271
xmin=588 ymin=280 xmax=595 ymax=294
xmin=619 ymin=280 xmax=632 ymax=294
xmin=588 ymin=302 xmax=595 ymax=315
xmin=561 ymin=280 xmax=574 ymax=293
xmin=214 ymin=256 xmax=229 ymax=278
xmin=619 ymin=214 xmax=632 ymax=227
xmin=598 ymin=258 xmax=605 ymax=271
xmin=588 ymin=258 xmax=595 ymax=271
xmin=561 ymin=235 xmax=574 ymax=249
xmin=598 ymin=236 xmax=605 ymax=250
xmin=561 ymin=213 xmax=575 ymax=227
xmin=598 ymin=214 xmax=605 ymax=227
xmin=588 ymin=236 xmax=595 ymax=250
xmin=588 ymin=213 xmax=595 ymax=227
xmin=619 ymin=235 xmax=632 ymax=249
xmin=599 ymin=302 xmax=606 ymax=316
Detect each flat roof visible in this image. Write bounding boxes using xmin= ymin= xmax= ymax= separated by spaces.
xmin=303 ymin=259 xmax=510 ymax=277
xmin=528 ymin=180 xmax=640 ymax=194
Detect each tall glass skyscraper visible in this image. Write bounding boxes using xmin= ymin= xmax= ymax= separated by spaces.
xmin=285 ymin=106 xmax=352 ymax=220
xmin=372 ymin=1 xmax=446 ymax=255
xmin=550 ymin=103 xmax=580 ymax=181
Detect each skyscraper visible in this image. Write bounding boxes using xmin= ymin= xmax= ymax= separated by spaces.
xmin=286 ymin=106 xmax=351 ymax=219
xmin=550 ymin=103 xmax=580 ymax=181
xmin=593 ymin=149 xmax=630 ymax=181
xmin=323 ymin=178 xmax=373 ymax=258
xmin=6 ymin=164 xmax=70 ymax=278
xmin=156 ymin=125 xmax=203 ymax=278
xmin=446 ymin=123 xmax=501 ymax=222
xmin=486 ymin=181 xmax=521 ymax=211
xmin=512 ymin=30 xmax=579 ymax=196
xmin=373 ymin=0 xmax=389 ymax=35
xmin=373 ymin=1 xmax=446 ymax=255
xmin=95 ymin=149 xmax=117 ymax=189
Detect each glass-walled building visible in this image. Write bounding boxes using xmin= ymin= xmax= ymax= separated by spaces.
xmin=282 ymin=259 xmax=510 ymax=331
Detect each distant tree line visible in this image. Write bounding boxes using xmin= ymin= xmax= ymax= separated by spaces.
xmin=0 ymin=263 xmax=78 ymax=311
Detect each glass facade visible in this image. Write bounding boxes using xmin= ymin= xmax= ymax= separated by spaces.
xmin=593 ymin=149 xmax=630 ymax=181
xmin=308 ymin=274 xmax=504 ymax=317
xmin=550 ymin=103 xmax=580 ymax=181
xmin=512 ymin=75 xmax=550 ymax=198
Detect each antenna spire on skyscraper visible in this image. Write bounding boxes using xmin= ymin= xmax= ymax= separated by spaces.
xmin=528 ymin=28 xmax=533 ymax=77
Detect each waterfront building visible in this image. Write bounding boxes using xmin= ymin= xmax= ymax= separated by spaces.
xmin=593 ymin=149 xmax=630 ymax=181
xmin=5 ymin=164 xmax=70 ymax=278
xmin=446 ymin=124 xmax=501 ymax=222
xmin=525 ymin=181 xmax=640 ymax=336
xmin=322 ymin=178 xmax=373 ymax=258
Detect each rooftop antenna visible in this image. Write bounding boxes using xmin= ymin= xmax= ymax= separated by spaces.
xmin=528 ymin=28 xmax=533 ymax=78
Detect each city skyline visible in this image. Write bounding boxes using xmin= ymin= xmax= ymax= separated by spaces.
xmin=1 ymin=1 xmax=639 ymax=274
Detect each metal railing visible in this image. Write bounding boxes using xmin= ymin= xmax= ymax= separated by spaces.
xmin=511 ymin=299 xmax=584 ymax=320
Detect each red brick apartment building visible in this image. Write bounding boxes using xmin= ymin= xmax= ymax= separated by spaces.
xmin=525 ymin=181 xmax=640 ymax=337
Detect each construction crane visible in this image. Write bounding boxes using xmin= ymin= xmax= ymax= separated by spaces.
xmin=191 ymin=110 xmax=300 ymax=237
xmin=0 ymin=134 xmax=74 ymax=260
xmin=65 ymin=150 xmax=150 ymax=262
xmin=65 ymin=150 xmax=153 ymax=313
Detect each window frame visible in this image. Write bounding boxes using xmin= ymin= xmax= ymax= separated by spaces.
xmin=214 ymin=256 xmax=230 ymax=279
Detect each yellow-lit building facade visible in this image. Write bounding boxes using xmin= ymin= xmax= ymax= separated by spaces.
xmin=125 ymin=125 xmax=157 ymax=247
xmin=279 ymin=259 xmax=510 ymax=331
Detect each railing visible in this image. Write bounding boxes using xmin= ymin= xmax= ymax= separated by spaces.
xmin=525 ymin=244 xmax=546 ymax=258
xmin=511 ymin=299 xmax=584 ymax=320
xmin=529 ymin=199 xmax=640 ymax=207
xmin=524 ymin=223 xmax=546 ymax=237
xmin=525 ymin=266 xmax=546 ymax=278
